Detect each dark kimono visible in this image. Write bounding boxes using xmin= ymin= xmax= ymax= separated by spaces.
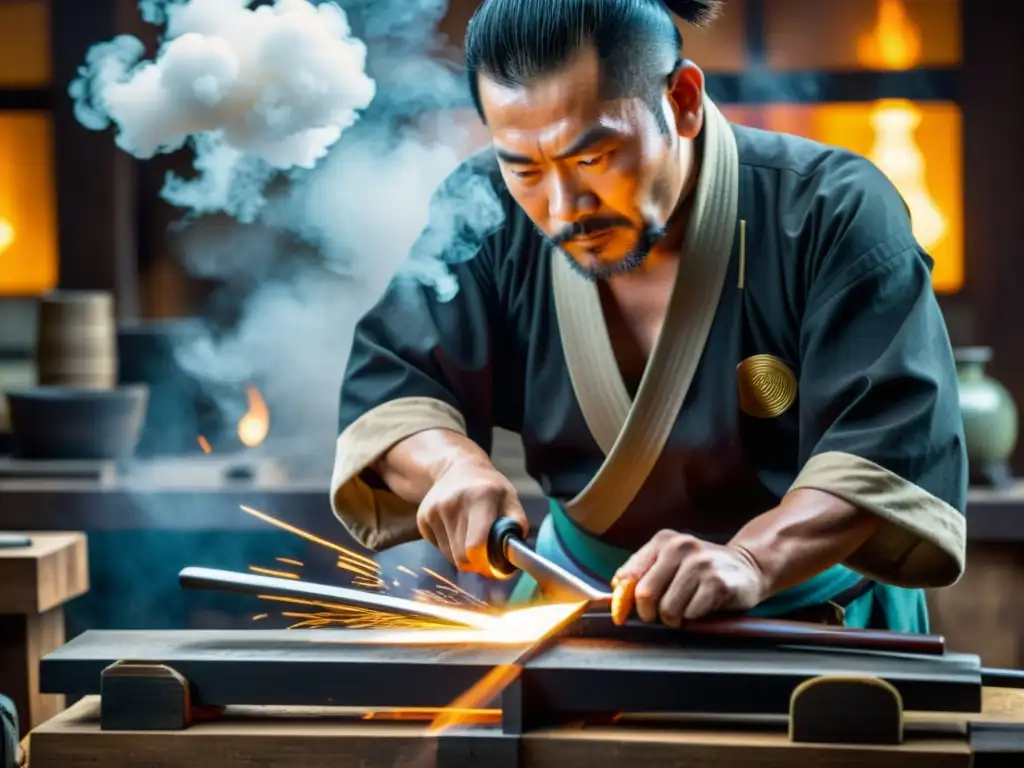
xmin=331 ymin=97 xmax=967 ymax=632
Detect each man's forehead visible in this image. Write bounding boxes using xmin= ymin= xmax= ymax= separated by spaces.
xmin=477 ymin=57 xmax=605 ymax=133
xmin=479 ymin=72 xmax=641 ymax=158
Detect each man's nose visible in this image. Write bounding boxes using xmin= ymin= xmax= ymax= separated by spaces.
xmin=547 ymin=170 xmax=599 ymax=226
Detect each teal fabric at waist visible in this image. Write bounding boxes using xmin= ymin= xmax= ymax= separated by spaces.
xmin=509 ymin=498 xmax=928 ymax=633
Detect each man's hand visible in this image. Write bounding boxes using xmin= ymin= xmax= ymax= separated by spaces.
xmin=611 ymin=530 xmax=769 ymax=626
xmin=416 ymin=457 xmax=529 ymax=576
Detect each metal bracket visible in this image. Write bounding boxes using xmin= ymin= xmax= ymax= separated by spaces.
xmin=789 ymin=675 xmax=903 ymax=745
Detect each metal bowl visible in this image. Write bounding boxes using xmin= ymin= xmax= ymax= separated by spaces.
xmin=4 ymin=385 xmax=149 ymax=460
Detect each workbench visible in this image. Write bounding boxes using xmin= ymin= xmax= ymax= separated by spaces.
xmin=23 ymin=626 xmax=1024 ymax=767
xmin=22 ymin=687 xmax=1024 ymax=767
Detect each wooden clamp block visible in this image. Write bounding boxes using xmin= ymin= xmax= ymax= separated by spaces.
xmin=789 ymin=675 xmax=903 ymax=745
xmin=100 ymin=661 xmax=193 ymax=731
xmin=0 ymin=532 xmax=88 ymax=737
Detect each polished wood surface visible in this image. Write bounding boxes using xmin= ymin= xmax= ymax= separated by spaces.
xmin=0 ymin=532 xmax=88 ymax=614
xmin=28 ymin=692 xmax=1024 ymax=768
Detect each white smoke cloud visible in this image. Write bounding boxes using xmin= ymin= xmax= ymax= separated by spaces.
xmin=71 ymin=0 xmax=377 ymax=222
xmin=69 ymin=0 xmax=501 ymax=466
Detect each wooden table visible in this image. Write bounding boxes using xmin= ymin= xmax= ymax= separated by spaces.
xmin=0 ymin=532 xmax=88 ymax=736
xmin=22 ymin=687 xmax=1024 ymax=768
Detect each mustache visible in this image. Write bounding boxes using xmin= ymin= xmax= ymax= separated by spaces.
xmin=550 ymin=216 xmax=633 ymax=245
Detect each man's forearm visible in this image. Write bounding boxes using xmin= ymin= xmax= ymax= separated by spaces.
xmin=728 ymin=488 xmax=882 ymax=597
xmin=373 ymin=428 xmax=494 ymax=504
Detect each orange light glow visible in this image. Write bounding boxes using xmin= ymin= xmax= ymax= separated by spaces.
xmin=237 ymin=385 xmax=270 ymax=447
xmin=0 ymin=217 xmax=13 ymax=254
xmin=857 ymin=0 xmax=951 ymax=282
xmin=725 ymin=102 xmax=962 ymax=294
xmin=197 ymin=435 xmax=212 ymax=454
xmin=725 ymin=0 xmax=963 ymax=294
xmin=856 ymin=0 xmax=922 ymax=69
xmin=0 ymin=113 xmax=58 ymax=295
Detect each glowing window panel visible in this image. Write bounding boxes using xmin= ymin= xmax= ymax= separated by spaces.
xmin=0 ymin=1 xmax=51 ymax=87
xmin=763 ymin=0 xmax=960 ymax=71
xmin=0 ymin=111 xmax=59 ymax=295
xmin=723 ymin=102 xmax=963 ymax=294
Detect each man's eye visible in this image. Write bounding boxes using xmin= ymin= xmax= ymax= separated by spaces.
xmin=578 ymin=153 xmax=608 ymax=168
xmin=513 ymin=170 xmax=539 ymax=179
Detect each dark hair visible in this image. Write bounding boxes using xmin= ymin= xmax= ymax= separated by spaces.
xmin=464 ymin=0 xmax=723 ymax=131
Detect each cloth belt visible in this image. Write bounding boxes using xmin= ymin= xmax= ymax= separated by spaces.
xmin=509 ymin=499 xmax=886 ymax=628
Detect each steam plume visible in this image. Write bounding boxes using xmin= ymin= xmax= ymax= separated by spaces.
xmin=69 ymin=0 xmax=502 ymax=463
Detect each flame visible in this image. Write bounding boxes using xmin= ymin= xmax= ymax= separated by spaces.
xmin=197 ymin=435 xmax=212 ymax=454
xmin=0 ymin=218 xmax=13 ymax=255
xmin=856 ymin=0 xmax=922 ymax=69
xmin=857 ymin=0 xmax=946 ymax=252
xmin=238 ymin=385 xmax=270 ymax=448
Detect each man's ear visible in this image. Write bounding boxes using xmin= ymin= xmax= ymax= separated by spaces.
xmin=666 ymin=60 xmax=705 ymax=139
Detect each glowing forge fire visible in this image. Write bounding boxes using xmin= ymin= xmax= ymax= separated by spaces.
xmin=194 ymin=385 xmax=269 ymax=453
xmin=238 ymin=385 xmax=270 ymax=447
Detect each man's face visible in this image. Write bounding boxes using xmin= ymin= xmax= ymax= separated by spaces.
xmin=478 ymin=47 xmax=704 ymax=279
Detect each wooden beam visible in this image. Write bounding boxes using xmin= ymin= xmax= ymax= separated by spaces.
xmin=29 ymin=696 xmax=986 ymax=768
xmin=705 ymin=68 xmax=960 ymax=104
xmin=0 ymin=89 xmax=52 ymax=110
xmin=961 ymin=1 xmax=1024 ymax=474
xmin=49 ymin=0 xmax=139 ymax=320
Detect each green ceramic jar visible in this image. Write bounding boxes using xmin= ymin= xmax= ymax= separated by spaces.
xmin=954 ymin=347 xmax=1018 ymax=487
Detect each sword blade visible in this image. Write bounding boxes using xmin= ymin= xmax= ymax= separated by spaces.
xmin=178 ymin=567 xmax=497 ymax=630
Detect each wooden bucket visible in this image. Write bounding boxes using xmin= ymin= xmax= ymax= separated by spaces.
xmin=35 ymin=291 xmax=118 ymax=389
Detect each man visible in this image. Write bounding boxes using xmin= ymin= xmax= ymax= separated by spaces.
xmin=330 ymin=0 xmax=967 ymax=632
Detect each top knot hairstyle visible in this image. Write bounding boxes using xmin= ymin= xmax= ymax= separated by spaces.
xmin=465 ymin=0 xmax=724 ymax=130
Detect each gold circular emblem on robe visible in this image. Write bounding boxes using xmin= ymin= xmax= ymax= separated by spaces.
xmin=737 ymin=355 xmax=798 ymax=419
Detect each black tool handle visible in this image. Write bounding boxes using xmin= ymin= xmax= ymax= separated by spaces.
xmin=487 ymin=517 xmax=526 ymax=578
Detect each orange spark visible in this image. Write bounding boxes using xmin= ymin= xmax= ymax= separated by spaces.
xmin=197 ymin=435 xmax=212 ymax=454
xmin=427 ymin=665 xmax=521 ymax=734
xmin=239 ymin=505 xmax=380 ymax=570
xmin=423 ymin=567 xmax=488 ymax=608
xmin=248 ymin=565 xmax=301 ymax=580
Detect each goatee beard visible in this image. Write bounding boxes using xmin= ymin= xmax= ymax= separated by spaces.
xmin=549 ymin=223 xmax=667 ymax=281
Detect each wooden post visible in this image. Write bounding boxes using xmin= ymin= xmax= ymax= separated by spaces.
xmin=0 ymin=532 xmax=89 ymax=736
xmin=961 ymin=0 xmax=1024 ymax=474
xmin=49 ymin=0 xmax=141 ymax=321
